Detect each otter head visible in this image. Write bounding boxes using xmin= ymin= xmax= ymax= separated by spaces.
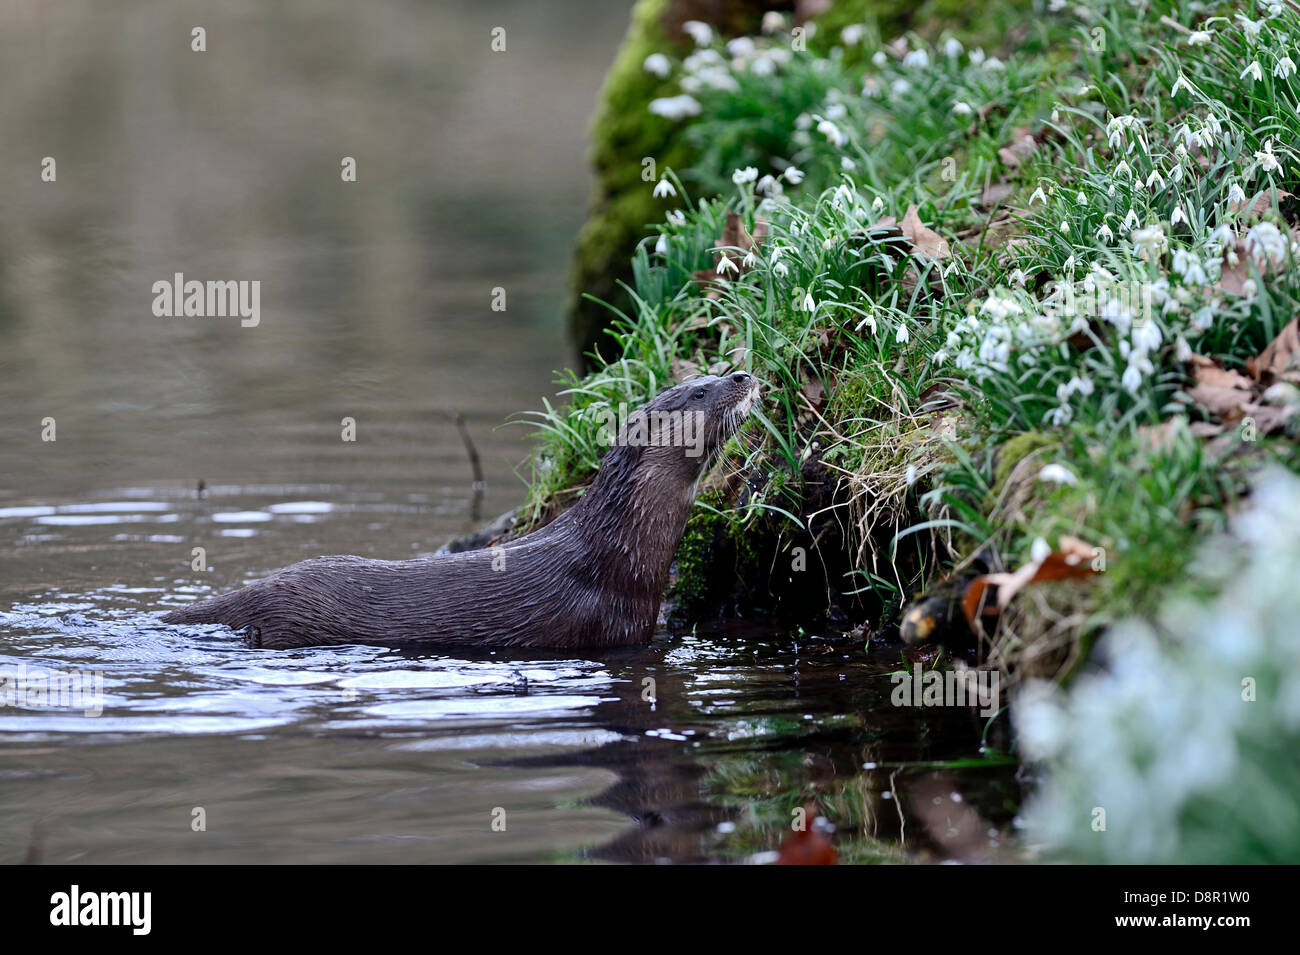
xmin=615 ymin=372 xmax=760 ymax=482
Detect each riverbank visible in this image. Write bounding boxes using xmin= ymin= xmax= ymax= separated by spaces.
xmin=519 ymin=0 xmax=1300 ymax=862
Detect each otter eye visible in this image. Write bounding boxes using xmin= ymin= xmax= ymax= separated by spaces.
xmin=692 ymin=388 xmax=706 ymax=399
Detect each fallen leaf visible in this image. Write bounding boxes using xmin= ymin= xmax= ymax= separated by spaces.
xmin=691 ymin=210 xmax=767 ymax=296
xmin=775 ymin=802 xmax=836 ymax=865
xmin=900 ymin=204 xmax=950 ymax=259
xmin=998 ymin=126 xmax=1038 ymax=169
xmin=1247 ymin=316 xmax=1300 ymax=385
xmin=1228 ymin=189 xmax=1293 ymax=219
xmin=960 ymin=537 xmax=1099 ymax=632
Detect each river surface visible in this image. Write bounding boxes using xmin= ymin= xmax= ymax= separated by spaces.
xmin=0 ymin=0 xmax=1019 ymax=864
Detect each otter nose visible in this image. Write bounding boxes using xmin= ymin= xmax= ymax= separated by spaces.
xmin=730 ymin=372 xmax=752 ymax=383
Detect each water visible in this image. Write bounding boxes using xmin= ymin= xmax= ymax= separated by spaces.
xmin=0 ymin=0 xmax=1019 ymax=864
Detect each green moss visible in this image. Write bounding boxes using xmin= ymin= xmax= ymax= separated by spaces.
xmin=991 ymin=431 xmax=1058 ymax=495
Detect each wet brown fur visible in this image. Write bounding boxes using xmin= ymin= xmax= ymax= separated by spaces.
xmin=162 ymin=374 xmax=758 ymax=649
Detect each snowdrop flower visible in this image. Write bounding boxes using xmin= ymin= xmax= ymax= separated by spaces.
xmin=896 ymin=323 xmax=910 ymax=344
xmin=1115 ymin=160 xmax=1132 ymax=178
xmin=1146 ymin=169 xmax=1166 ymax=191
xmin=666 ymin=210 xmax=685 ymax=226
xmin=726 ymin=36 xmax=756 ymax=58
xmin=652 ymin=178 xmax=676 ymax=198
xmin=871 ymin=195 xmax=885 ymax=214
xmin=952 ymin=101 xmax=974 ymax=116
xmin=1098 ymin=223 xmax=1114 ymax=242
xmin=1039 ymin=464 xmax=1078 ymax=485
xmin=943 ymin=37 xmax=963 ymax=58
xmin=903 ymin=48 xmax=930 ymax=69
xmin=969 ymin=47 xmax=986 ymax=65
xmin=825 ymin=102 xmax=847 ymax=121
xmin=802 ymin=291 xmax=816 ymax=313
xmin=1131 ymin=225 xmax=1165 ymax=256
xmin=742 ymin=251 xmax=758 ymax=270
xmin=731 ymin=166 xmax=758 ymax=185
xmin=816 ymin=118 xmax=847 ymax=147
xmin=841 ymin=156 xmax=857 ymax=171
xmin=1241 ymin=61 xmax=1263 ymax=82
xmin=1059 ymin=220 xmax=1070 ymax=235
xmin=1121 ymin=363 xmax=1144 ymax=394
xmin=773 ymin=261 xmax=788 ymax=278
xmin=682 ymin=20 xmax=713 ymax=47
xmin=643 ymin=53 xmax=671 ymax=78
xmin=1246 ymin=221 xmax=1288 ymax=264
xmin=1236 ymin=14 xmax=1264 ymax=40
xmin=716 ymin=254 xmax=738 ymax=275
xmin=841 ymin=24 xmax=866 ymax=46
xmin=648 ymin=94 xmax=702 ymax=121
xmin=654 ymin=233 xmax=667 ymax=255
xmin=982 ymin=57 xmax=1006 ymax=71
xmin=1010 ymin=268 xmax=1027 ymax=286
xmin=1132 ymin=318 xmax=1163 ymax=353
xmin=1227 ymin=182 xmax=1246 ymax=205
xmin=858 ymin=312 xmax=878 ymax=333
xmin=1188 ymin=30 xmax=1213 ymax=45
xmin=1275 ymin=56 xmax=1296 ymax=79
xmin=1123 ymin=208 xmax=1140 ymax=229
xmin=1255 ymin=139 xmax=1282 ymax=175
xmin=1171 ymin=206 xmax=1187 ymax=226
xmin=756 ymin=174 xmax=780 ymax=196
xmin=1077 ymin=191 xmax=1088 ymax=205
xmin=872 ymin=51 xmax=888 ymax=67
xmin=782 ymin=166 xmax=805 ymax=184
xmin=1171 ymin=74 xmax=1193 ymax=96
xmin=891 ymin=79 xmax=912 ymax=95
xmin=761 ymin=11 xmax=785 ymax=34
xmin=1030 ymin=187 xmax=1048 ymax=205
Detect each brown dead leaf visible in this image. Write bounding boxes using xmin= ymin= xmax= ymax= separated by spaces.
xmin=1188 ymin=354 xmax=1258 ymax=419
xmin=775 ymin=802 xmax=836 ymax=865
xmin=1228 ymin=189 xmax=1293 ymax=219
xmin=1247 ymin=316 xmax=1300 ymax=385
xmin=800 ymin=375 xmax=826 ymax=410
xmin=960 ymin=537 xmax=1098 ymax=632
xmin=900 ymin=204 xmax=950 ymax=259
xmin=998 ymin=126 xmax=1038 ymax=169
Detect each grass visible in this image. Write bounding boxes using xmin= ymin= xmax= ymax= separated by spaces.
xmin=519 ymin=0 xmax=1300 ymax=669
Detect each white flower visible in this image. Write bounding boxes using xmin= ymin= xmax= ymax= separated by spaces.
xmin=802 ymin=291 xmax=816 ymax=313
xmin=1115 ymin=160 xmax=1132 ymax=178
xmin=666 ymin=210 xmax=686 ymax=226
xmin=1228 ymin=182 xmax=1247 ymax=204
xmin=970 ymin=47 xmax=986 ymax=65
xmin=1123 ymin=208 xmax=1140 ymax=229
xmin=1188 ymin=30 xmax=1213 ymax=46
xmin=716 ymin=254 xmax=738 ymax=275
xmin=1132 ymin=319 xmax=1163 ymax=353
xmin=773 ymin=261 xmax=788 ymax=278
xmin=896 ymin=323 xmax=910 ymax=344
xmin=1146 ymin=169 xmax=1165 ymax=191
xmin=1276 ymin=56 xmax=1297 ymax=79
xmin=891 ymin=79 xmax=911 ymax=95
xmin=816 ymin=118 xmax=847 ymax=147
xmin=782 ymin=166 xmax=805 ymax=184
xmin=841 ymin=24 xmax=866 ymax=46
xmin=731 ymin=166 xmax=758 ymax=185
xmin=841 ymin=156 xmax=856 ymax=171
xmin=1059 ymin=220 xmax=1070 ymax=235
xmin=872 ymin=51 xmax=888 ymax=67
xmin=726 ymin=36 xmax=755 ymax=59
xmin=1030 ymin=187 xmax=1048 ymax=205
xmin=682 ymin=20 xmax=713 ymax=47
xmin=756 ymin=174 xmax=779 ymax=196
xmin=1241 ymin=61 xmax=1263 ymax=83
xmin=652 ymin=178 xmax=676 ymax=198
xmin=742 ymin=251 xmax=758 ymax=269
xmin=952 ymin=101 xmax=974 ymax=116
xmin=982 ymin=57 xmax=1005 ymax=71
xmin=1255 ymin=139 xmax=1282 ymax=175
xmin=1171 ymin=206 xmax=1187 ymax=226
xmin=903 ymin=49 xmax=930 ymax=69
xmin=1171 ymin=74 xmax=1193 ymax=96
xmin=1121 ymin=363 xmax=1144 ymax=394
xmin=1098 ymin=223 xmax=1114 ymax=242
xmin=761 ymin=11 xmax=785 ymax=34
xmin=648 ymin=94 xmax=702 ymax=121
xmin=871 ymin=195 xmax=885 ymax=214
xmin=654 ymin=233 xmax=667 ymax=255
xmin=643 ymin=53 xmax=671 ymax=78
xmin=943 ymin=37 xmax=963 ymax=59
xmin=1236 ymin=14 xmax=1264 ymax=41
xmin=1039 ymin=464 xmax=1078 ymax=486
xmin=1030 ymin=537 xmax=1052 ymax=562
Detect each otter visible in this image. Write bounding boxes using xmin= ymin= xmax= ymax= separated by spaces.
xmin=162 ymin=373 xmax=759 ymax=649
